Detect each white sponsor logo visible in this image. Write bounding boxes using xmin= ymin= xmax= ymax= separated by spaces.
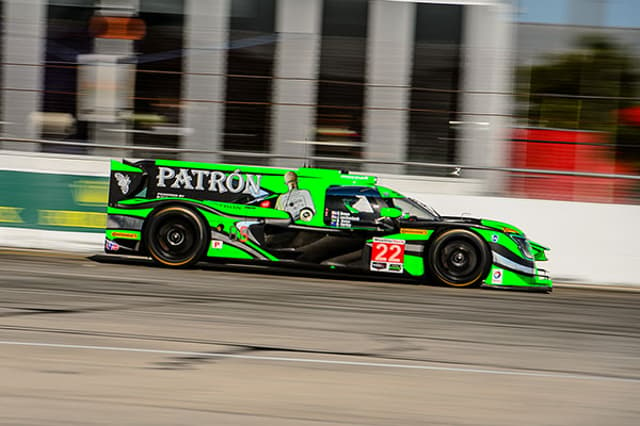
xmin=114 ymin=172 xmax=131 ymax=195
xmin=276 ymin=189 xmax=315 ymax=221
xmin=372 ymin=237 xmax=405 ymax=245
xmin=491 ymin=268 xmax=504 ymax=284
xmin=156 ymin=167 xmax=262 ymax=195
xmin=211 ymin=240 xmax=223 ymax=249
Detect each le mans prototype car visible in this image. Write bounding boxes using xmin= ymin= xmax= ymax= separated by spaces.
xmin=106 ymin=159 xmax=552 ymax=291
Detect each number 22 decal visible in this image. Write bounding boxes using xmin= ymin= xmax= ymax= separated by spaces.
xmin=371 ymin=239 xmax=405 ymax=263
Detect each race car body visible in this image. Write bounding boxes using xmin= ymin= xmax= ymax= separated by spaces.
xmin=106 ymin=159 xmax=552 ymax=291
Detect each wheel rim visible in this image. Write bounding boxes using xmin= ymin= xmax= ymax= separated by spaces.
xmin=152 ymin=215 xmax=199 ymax=263
xmin=436 ymin=239 xmax=480 ymax=284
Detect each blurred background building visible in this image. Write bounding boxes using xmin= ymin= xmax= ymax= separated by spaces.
xmin=0 ymin=0 xmax=639 ymax=201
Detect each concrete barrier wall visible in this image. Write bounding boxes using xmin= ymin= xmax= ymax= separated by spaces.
xmin=1 ymin=150 xmax=638 ymax=286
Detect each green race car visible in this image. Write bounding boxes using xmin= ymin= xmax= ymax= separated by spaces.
xmin=106 ymin=159 xmax=552 ymax=291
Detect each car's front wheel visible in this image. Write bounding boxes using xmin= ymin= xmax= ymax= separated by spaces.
xmin=146 ymin=205 xmax=208 ymax=267
xmin=427 ymin=229 xmax=490 ymax=288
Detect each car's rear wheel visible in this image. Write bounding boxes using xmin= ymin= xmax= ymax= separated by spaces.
xmin=146 ymin=206 xmax=208 ymax=267
xmin=427 ymin=229 xmax=490 ymax=288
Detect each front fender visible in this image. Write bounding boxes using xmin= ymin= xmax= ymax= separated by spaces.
xmin=529 ymin=240 xmax=549 ymax=262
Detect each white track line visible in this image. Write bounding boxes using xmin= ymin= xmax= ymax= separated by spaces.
xmin=0 ymin=340 xmax=637 ymax=384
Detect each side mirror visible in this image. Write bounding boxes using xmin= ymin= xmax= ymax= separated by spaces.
xmin=379 ymin=207 xmax=402 ymax=219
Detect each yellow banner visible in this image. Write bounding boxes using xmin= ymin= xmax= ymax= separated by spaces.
xmin=0 ymin=207 xmax=24 ymax=223
xmin=38 ymin=210 xmax=106 ymax=229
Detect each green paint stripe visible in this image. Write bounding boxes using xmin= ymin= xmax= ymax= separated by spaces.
xmin=110 ymin=160 xmax=142 ymax=173
xmin=245 ymin=240 xmax=279 ymax=261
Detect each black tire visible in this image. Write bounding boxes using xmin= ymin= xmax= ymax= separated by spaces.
xmin=145 ymin=206 xmax=208 ymax=267
xmin=427 ymin=229 xmax=490 ymax=288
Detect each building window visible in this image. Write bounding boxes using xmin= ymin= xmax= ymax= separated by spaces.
xmin=223 ymin=0 xmax=277 ymax=165
xmin=42 ymin=0 xmax=94 ymax=152
xmin=407 ymin=3 xmax=463 ymax=176
xmin=314 ymin=0 xmax=369 ymax=170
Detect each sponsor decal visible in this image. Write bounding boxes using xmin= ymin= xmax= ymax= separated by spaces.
xmin=274 ymin=171 xmax=316 ymax=221
xmin=373 ymin=237 xmax=404 ymax=244
xmin=491 ymin=234 xmax=499 ymax=243
xmin=276 ymin=189 xmax=315 ymax=221
xmin=231 ymin=221 xmax=259 ymax=243
xmin=156 ymin=192 xmax=185 ymax=199
xmin=114 ymin=172 xmax=131 ymax=195
xmin=370 ymin=238 xmax=405 ymax=273
xmin=329 ymin=210 xmax=357 ymax=227
xmin=218 ymin=204 xmax=245 ymax=210
xmin=388 ymin=264 xmax=403 ymax=272
xmin=105 ymin=239 xmax=120 ymax=251
xmin=491 ymin=268 xmax=504 ymax=284
xmin=110 ymin=231 xmax=139 ymax=239
xmin=341 ymin=175 xmax=369 ymax=180
xmin=156 ymin=166 xmax=262 ymax=195
xmin=211 ymin=240 xmax=224 ymax=249
xmin=400 ymin=228 xmax=428 ymax=236
xmin=370 ymin=261 xmax=387 ymax=270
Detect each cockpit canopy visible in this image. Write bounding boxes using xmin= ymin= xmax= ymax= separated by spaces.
xmin=323 ymin=185 xmax=439 ymax=228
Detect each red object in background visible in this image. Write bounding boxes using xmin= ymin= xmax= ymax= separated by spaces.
xmin=90 ymin=16 xmax=146 ymax=40
xmin=617 ymin=106 xmax=640 ymax=126
xmin=510 ymin=128 xmax=634 ymax=203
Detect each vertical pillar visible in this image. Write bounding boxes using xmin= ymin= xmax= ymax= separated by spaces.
xmin=90 ymin=0 xmax=138 ymax=158
xmin=271 ymin=0 xmax=322 ymax=169
xmin=181 ymin=0 xmax=229 ymax=163
xmin=363 ymin=0 xmax=414 ymax=175
xmin=459 ymin=3 xmax=514 ymax=194
xmin=1 ymin=0 xmax=47 ymax=152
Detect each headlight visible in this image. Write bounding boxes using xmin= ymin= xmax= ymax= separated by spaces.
xmin=511 ymin=235 xmax=534 ymax=260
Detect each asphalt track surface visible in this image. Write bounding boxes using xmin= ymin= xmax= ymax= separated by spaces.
xmin=1 ymin=250 xmax=639 ymax=425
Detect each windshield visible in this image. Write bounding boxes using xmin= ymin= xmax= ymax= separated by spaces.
xmin=387 ymin=197 xmax=440 ymax=221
